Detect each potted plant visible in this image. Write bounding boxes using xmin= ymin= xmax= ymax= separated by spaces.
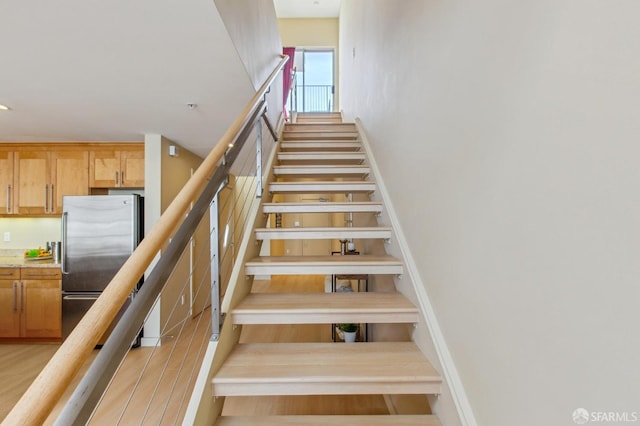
xmin=338 ymin=323 xmax=358 ymax=343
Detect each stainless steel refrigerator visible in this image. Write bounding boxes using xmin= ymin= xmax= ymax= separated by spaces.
xmin=61 ymin=194 xmax=144 ymax=345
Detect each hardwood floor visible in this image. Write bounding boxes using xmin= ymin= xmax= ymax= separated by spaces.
xmin=0 ymin=343 xmax=59 ymax=420
xmin=0 ymin=308 xmax=211 ymax=425
xmin=0 ymin=275 xmax=429 ymax=424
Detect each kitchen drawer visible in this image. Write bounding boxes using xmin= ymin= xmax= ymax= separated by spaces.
xmin=21 ymin=268 xmax=62 ymax=280
xmin=0 ymin=268 xmax=20 ymax=279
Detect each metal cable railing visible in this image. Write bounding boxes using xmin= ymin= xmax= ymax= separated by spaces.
xmin=82 ymin=119 xmax=276 ymax=425
xmin=2 ymin=55 xmax=289 ymax=426
xmin=55 ymin=104 xmax=273 ymax=425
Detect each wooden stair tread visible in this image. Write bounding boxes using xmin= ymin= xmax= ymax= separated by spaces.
xmin=245 ymin=255 xmax=403 ymax=275
xmin=269 ymin=181 xmax=376 ymax=193
xmin=255 ymin=227 xmax=391 ymax=240
xmin=294 ymin=118 xmax=343 ymax=122
xmin=278 ymin=152 xmax=366 ymax=161
xmin=282 ymin=132 xmax=359 ymax=141
xmin=231 ymin=292 xmax=418 ymax=324
xmin=280 ymin=141 xmax=361 ymax=150
xmin=284 ymin=123 xmax=356 ymax=131
xmin=263 ymin=201 xmax=383 ymax=214
xmin=215 ymin=415 xmax=441 ymax=426
xmin=295 ymin=117 xmax=344 ymax=123
xmin=212 ymin=342 xmax=441 ymax=396
xmin=274 ymin=165 xmax=370 ymax=176
xmin=296 ymin=112 xmax=343 ymax=118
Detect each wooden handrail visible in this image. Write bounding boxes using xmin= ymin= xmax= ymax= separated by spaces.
xmin=2 ymin=54 xmax=289 ymax=426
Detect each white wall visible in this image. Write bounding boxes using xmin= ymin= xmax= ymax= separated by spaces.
xmin=142 ymin=135 xmax=204 ymax=344
xmin=214 ymin=0 xmax=284 ymax=136
xmin=340 ymin=1 xmax=640 ymax=425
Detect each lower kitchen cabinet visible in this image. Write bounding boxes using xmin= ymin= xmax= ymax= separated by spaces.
xmin=0 ymin=267 xmax=61 ymax=340
xmin=0 ymin=268 xmax=21 ymax=338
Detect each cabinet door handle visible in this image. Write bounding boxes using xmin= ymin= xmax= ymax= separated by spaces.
xmin=12 ymin=282 xmax=17 ymax=312
xmin=5 ymin=184 xmax=10 ymax=213
xmin=49 ymin=184 xmax=54 ymax=213
xmin=121 ymin=170 xmax=124 ymax=185
xmin=44 ymin=183 xmax=48 ymax=213
xmin=17 ymin=282 xmax=23 ymax=313
xmin=115 ymin=171 xmax=119 ymax=185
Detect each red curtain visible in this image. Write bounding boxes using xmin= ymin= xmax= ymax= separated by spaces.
xmin=282 ymin=47 xmax=296 ymax=117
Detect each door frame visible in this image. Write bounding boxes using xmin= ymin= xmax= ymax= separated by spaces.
xmin=295 ymin=48 xmax=336 ymax=112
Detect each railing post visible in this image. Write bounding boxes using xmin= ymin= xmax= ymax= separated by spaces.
xmin=209 ymin=192 xmax=220 ymax=341
xmin=256 ymin=121 xmax=263 ymax=199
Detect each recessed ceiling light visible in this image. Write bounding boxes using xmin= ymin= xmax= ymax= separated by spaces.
xmin=0 ymin=104 xmax=9 ymax=111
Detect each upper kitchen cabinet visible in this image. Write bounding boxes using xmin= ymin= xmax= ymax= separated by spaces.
xmin=50 ymin=151 xmax=90 ymax=213
xmin=0 ymin=152 xmax=14 ymax=214
xmin=13 ymin=150 xmax=89 ymax=215
xmin=90 ymin=146 xmax=144 ymax=188
xmin=13 ymin=151 xmax=51 ymax=215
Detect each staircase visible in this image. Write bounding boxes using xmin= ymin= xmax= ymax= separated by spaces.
xmin=211 ymin=112 xmax=442 ymax=425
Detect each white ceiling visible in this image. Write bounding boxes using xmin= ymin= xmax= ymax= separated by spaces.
xmin=0 ymin=1 xmax=339 ymax=156
xmin=273 ymin=0 xmax=341 ymax=18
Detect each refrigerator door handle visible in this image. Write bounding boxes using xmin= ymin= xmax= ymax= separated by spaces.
xmin=61 ymin=211 xmax=69 ymax=274
xmin=63 ymin=294 xmax=101 ymax=301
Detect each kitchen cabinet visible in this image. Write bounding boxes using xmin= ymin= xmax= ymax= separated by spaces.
xmin=0 ymin=152 xmax=14 ymax=214
xmin=13 ymin=151 xmax=50 ymax=215
xmin=90 ymin=148 xmax=144 ymax=188
xmin=0 ymin=267 xmax=61 ymax=340
xmin=50 ymin=151 xmax=90 ymax=213
xmin=0 ymin=143 xmax=143 ymax=216
xmin=13 ymin=150 xmax=89 ymax=215
xmin=20 ymin=268 xmax=62 ymax=338
xmin=0 ymin=268 xmax=21 ymax=337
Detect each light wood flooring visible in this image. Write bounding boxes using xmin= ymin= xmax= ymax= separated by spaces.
xmin=0 ymin=306 xmax=211 ymax=425
xmin=0 ymin=275 xmax=430 ymax=424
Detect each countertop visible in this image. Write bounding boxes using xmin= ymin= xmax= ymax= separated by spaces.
xmin=0 ymin=256 xmax=61 ymax=268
